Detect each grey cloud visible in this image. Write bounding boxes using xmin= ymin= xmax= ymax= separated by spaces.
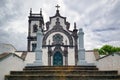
xmin=66 ymin=0 xmax=120 ymax=49
xmin=0 ymin=0 xmax=23 ymax=27
xmin=0 ymin=29 xmax=27 ymax=50
xmin=0 ymin=0 xmax=120 ymax=50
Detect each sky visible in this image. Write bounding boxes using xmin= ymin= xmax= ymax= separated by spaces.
xmin=0 ymin=0 xmax=120 ymax=51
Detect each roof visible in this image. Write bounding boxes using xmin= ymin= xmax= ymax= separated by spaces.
xmin=0 ymin=53 xmax=24 ymax=62
xmin=0 ymin=43 xmax=16 ymax=54
xmin=97 ymin=52 xmax=120 ymax=61
xmin=0 ymin=53 xmax=9 ymax=60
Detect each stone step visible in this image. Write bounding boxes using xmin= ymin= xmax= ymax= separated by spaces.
xmin=24 ymin=66 xmax=98 ymax=70
xmin=5 ymin=75 xmax=120 ymax=80
xmin=10 ymin=70 xmax=118 ymax=76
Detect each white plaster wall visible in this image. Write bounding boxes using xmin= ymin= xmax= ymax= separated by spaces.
xmin=15 ymin=51 xmax=48 ymax=66
xmin=24 ymin=51 xmax=48 ymax=66
xmin=24 ymin=52 xmax=35 ymax=65
xmin=85 ymin=51 xmax=96 ymax=63
xmin=42 ymin=48 xmax=48 ymax=65
xmin=96 ymin=54 xmax=120 ymax=74
xmin=15 ymin=52 xmax=23 ymax=57
xmin=0 ymin=55 xmax=25 ymax=80
xmin=68 ymin=48 xmax=75 ymax=65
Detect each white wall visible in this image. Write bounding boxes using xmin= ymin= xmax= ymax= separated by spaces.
xmin=0 ymin=54 xmax=25 ymax=80
xmin=68 ymin=48 xmax=75 ymax=65
xmin=24 ymin=52 xmax=35 ymax=64
xmin=42 ymin=48 xmax=48 ymax=65
xmin=85 ymin=51 xmax=96 ymax=63
xmin=96 ymin=54 xmax=120 ymax=74
xmin=15 ymin=51 xmax=23 ymax=57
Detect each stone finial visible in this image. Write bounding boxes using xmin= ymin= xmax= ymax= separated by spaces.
xmin=74 ymin=22 xmax=76 ymax=29
xmin=79 ymin=28 xmax=83 ymax=32
xmin=40 ymin=8 xmax=42 ymax=15
xmin=78 ymin=28 xmax=84 ymax=34
xmin=30 ymin=8 xmax=32 ymax=15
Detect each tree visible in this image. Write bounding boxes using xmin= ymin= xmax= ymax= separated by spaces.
xmin=94 ymin=45 xmax=120 ymax=55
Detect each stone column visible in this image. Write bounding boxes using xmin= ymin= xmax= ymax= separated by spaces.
xmin=34 ymin=28 xmax=43 ymax=65
xmin=77 ymin=28 xmax=87 ymax=65
xmin=27 ymin=28 xmax=43 ymax=66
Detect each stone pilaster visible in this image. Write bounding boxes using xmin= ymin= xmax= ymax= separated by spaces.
xmin=48 ymin=46 xmax=52 ymax=66
xmin=64 ymin=47 xmax=68 ymax=66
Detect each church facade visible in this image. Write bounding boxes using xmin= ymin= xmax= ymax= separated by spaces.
xmin=27 ymin=6 xmax=83 ymax=66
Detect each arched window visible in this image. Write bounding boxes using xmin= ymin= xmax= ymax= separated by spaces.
xmin=53 ymin=34 xmax=63 ymax=45
xmin=33 ymin=24 xmax=38 ymax=32
xmin=32 ymin=43 xmax=36 ymax=51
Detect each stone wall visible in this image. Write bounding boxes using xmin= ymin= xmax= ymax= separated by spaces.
xmin=0 ymin=54 xmax=25 ymax=80
xmin=96 ymin=53 xmax=120 ymax=74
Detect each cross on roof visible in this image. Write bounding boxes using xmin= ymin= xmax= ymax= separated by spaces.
xmin=55 ymin=4 xmax=60 ymax=10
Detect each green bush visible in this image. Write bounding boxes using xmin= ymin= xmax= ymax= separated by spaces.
xmin=94 ymin=45 xmax=120 ymax=55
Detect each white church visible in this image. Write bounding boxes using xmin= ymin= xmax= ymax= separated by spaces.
xmin=27 ymin=5 xmax=86 ymax=66
xmin=0 ymin=5 xmax=120 ymax=80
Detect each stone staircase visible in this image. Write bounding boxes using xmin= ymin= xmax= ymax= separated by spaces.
xmin=5 ymin=66 xmax=120 ymax=80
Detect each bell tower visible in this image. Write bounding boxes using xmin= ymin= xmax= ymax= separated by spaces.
xmin=27 ymin=8 xmax=44 ymax=51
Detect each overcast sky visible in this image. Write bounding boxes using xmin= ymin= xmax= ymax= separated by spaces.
xmin=0 ymin=0 xmax=120 ymax=51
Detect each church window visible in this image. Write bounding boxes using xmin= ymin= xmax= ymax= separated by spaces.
xmin=33 ymin=24 xmax=38 ymax=32
xmin=32 ymin=43 xmax=36 ymax=51
xmin=53 ymin=34 xmax=63 ymax=45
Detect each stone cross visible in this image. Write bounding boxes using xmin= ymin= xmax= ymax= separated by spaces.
xmin=55 ymin=4 xmax=60 ymax=10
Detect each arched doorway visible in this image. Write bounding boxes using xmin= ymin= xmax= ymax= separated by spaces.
xmin=53 ymin=51 xmax=63 ymax=66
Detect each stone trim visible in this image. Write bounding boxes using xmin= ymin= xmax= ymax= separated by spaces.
xmin=72 ymin=28 xmax=78 ymax=65
xmin=21 ymin=51 xmax=27 ymax=60
xmin=45 ymin=10 xmax=72 ymax=32
xmin=43 ymin=25 xmax=73 ymax=46
xmin=48 ymin=45 xmax=69 ymax=66
xmin=64 ymin=47 xmax=68 ymax=66
xmin=97 ymin=52 xmax=120 ymax=61
xmin=27 ymin=20 xmax=31 ymax=51
xmin=48 ymin=47 xmax=52 ymax=66
xmin=52 ymin=46 xmax=63 ymax=56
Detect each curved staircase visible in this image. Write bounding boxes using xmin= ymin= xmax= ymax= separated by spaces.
xmin=5 ymin=66 xmax=120 ymax=80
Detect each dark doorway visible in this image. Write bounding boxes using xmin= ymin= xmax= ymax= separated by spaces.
xmin=53 ymin=51 xmax=63 ymax=66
